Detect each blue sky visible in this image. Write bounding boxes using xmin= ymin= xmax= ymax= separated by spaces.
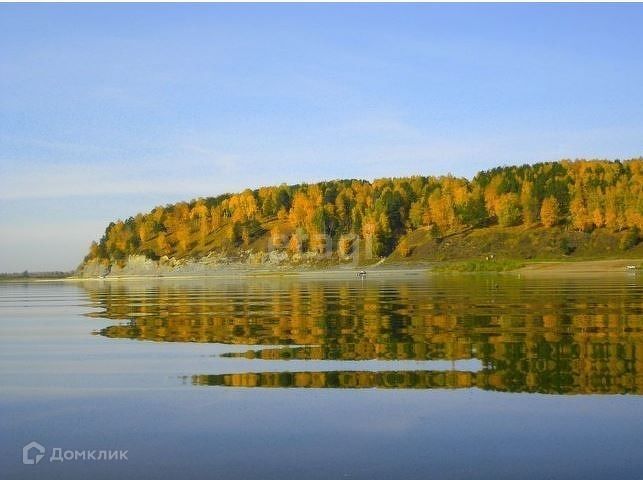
xmin=1 ymin=3 xmax=643 ymax=271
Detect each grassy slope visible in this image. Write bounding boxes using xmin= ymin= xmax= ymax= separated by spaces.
xmin=386 ymin=225 xmax=643 ymax=266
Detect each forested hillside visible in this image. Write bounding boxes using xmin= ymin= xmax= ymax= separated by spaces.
xmin=82 ymin=159 xmax=643 ymax=270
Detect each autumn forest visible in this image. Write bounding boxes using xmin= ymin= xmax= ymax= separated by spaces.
xmin=83 ymin=158 xmax=643 ymax=268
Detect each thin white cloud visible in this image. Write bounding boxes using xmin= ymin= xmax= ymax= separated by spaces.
xmin=0 ymin=146 xmax=244 ymax=200
xmin=1 ymin=121 xmax=641 ymax=201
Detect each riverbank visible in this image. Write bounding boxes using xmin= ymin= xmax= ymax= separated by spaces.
xmin=516 ymin=258 xmax=641 ymax=275
xmin=56 ymin=257 xmax=642 ymax=282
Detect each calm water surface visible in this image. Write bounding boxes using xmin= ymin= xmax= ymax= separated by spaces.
xmin=1 ymin=273 xmax=642 ymax=479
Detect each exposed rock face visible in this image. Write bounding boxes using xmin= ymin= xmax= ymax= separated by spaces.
xmin=78 ymin=259 xmax=110 ymax=278
xmin=77 ymin=250 xmax=353 ymax=278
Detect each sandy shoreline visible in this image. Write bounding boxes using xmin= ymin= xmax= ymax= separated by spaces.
xmin=59 ymin=268 xmax=431 ymax=282
xmin=516 ymin=258 xmax=641 ymax=276
xmin=35 ymin=258 xmax=640 ymax=282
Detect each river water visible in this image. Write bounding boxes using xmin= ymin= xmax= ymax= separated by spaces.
xmin=1 ymin=273 xmax=642 ymax=479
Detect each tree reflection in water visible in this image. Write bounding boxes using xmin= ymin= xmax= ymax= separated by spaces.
xmin=84 ymin=275 xmax=643 ymax=394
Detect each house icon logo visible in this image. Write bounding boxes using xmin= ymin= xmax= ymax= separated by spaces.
xmin=22 ymin=441 xmax=45 ymax=465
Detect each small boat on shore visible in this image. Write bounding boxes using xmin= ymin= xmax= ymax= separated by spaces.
xmin=356 ymin=270 xmax=367 ymax=278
